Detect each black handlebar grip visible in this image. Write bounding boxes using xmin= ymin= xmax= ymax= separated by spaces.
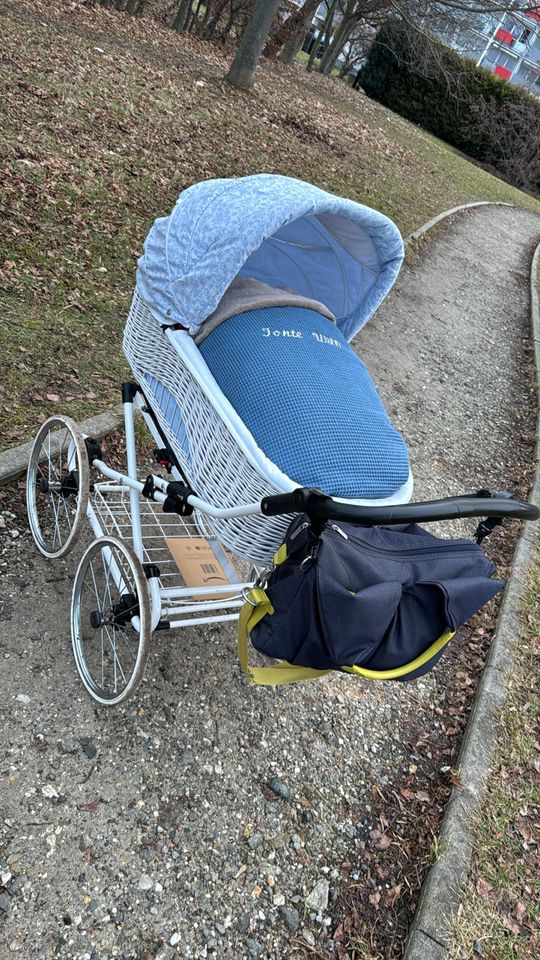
xmin=309 ymin=495 xmax=539 ymax=526
xmin=261 ymin=489 xmax=309 ymax=516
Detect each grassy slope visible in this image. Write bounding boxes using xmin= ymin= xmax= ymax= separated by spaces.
xmin=1 ymin=0 xmax=539 ymax=447
xmin=450 ymin=551 xmax=540 ymax=960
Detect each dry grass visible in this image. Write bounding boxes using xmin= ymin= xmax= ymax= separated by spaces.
xmin=450 ymin=552 xmax=540 ymax=960
xmin=1 ymin=0 xmax=540 ymax=448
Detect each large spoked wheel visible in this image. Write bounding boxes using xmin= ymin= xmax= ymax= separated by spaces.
xmin=26 ymin=415 xmax=89 ymax=559
xmin=71 ymin=536 xmax=151 ymax=706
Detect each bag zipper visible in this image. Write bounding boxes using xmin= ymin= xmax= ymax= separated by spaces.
xmin=289 ymin=521 xmax=310 ymax=543
xmin=327 ymin=523 xmax=478 ymax=557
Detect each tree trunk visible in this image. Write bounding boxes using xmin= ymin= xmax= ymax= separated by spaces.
xmin=306 ymin=25 xmax=323 ymax=71
xmin=201 ymin=1 xmax=213 ymax=31
xmin=172 ymin=0 xmax=192 ymax=32
xmin=339 ymin=49 xmax=353 ymax=78
xmin=201 ymin=0 xmax=228 ymax=40
xmin=280 ymin=30 xmax=306 ymax=66
xmin=306 ymin=0 xmax=336 ymax=72
xmin=318 ymin=16 xmax=353 ymax=75
xmin=265 ymin=0 xmax=318 ymax=61
xmin=225 ymin=0 xmax=280 ymax=91
xmin=220 ymin=3 xmax=240 ymax=43
xmin=186 ymin=0 xmax=203 ymax=32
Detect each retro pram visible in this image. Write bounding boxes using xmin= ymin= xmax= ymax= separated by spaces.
xmin=26 ymin=175 xmax=538 ymax=704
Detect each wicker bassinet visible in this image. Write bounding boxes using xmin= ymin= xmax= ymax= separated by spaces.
xmin=123 ymin=291 xmax=295 ymax=567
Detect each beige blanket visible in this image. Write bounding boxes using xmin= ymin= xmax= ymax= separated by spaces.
xmin=194 ymin=277 xmax=335 ymax=345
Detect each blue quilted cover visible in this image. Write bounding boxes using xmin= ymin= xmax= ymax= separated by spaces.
xmin=199 ymin=307 xmax=410 ymax=499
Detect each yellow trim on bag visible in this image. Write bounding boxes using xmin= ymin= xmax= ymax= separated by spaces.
xmin=238 ymin=590 xmax=455 ymax=685
xmin=273 ymin=543 xmax=288 ymax=566
xmin=237 ymin=588 xmax=331 ymax=686
xmin=341 ymin=630 xmax=455 ymax=680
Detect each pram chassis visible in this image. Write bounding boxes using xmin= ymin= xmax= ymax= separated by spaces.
xmin=26 ymin=386 xmax=539 ymax=706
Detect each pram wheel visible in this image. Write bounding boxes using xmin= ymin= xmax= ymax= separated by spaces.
xmin=71 ymin=536 xmax=151 ymax=706
xmin=26 ymin=415 xmax=89 ymax=559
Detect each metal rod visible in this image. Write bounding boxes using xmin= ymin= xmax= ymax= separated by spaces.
xmin=159 ymin=582 xmax=252 ymax=599
xmin=124 ymin=401 xmax=144 ymax=562
xmin=161 ymin=600 xmax=244 ymax=616
xmin=167 ymin=613 xmax=240 ymax=628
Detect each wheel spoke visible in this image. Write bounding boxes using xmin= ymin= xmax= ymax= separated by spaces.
xmin=59 ymin=491 xmax=73 ymax=533
xmin=110 ymin=630 xmax=128 ymax=687
xmin=83 ymin=569 xmax=101 ymax=605
xmin=58 ymin=429 xmax=65 ymax=480
xmin=49 ymin=493 xmax=61 ymax=548
xmin=101 ymin=549 xmax=115 ymax=612
xmin=117 ymin=624 xmax=136 ymax=660
xmin=48 ymin=432 xmax=60 ymax=483
xmin=100 ymin=626 xmax=105 ymax=691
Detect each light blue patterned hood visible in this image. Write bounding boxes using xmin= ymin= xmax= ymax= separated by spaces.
xmin=136 ymin=174 xmax=404 ymax=342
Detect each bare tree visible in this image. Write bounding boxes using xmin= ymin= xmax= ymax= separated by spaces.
xmin=225 ymin=0 xmax=280 ymax=90
xmin=337 ymin=23 xmax=373 ymax=78
xmin=172 ymin=0 xmax=191 ymax=32
xmin=306 ymin=0 xmax=337 ymax=71
xmin=264 ymin=0 xmax=320 ymax=63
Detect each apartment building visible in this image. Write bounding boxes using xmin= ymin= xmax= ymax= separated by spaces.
xmin=439 ymin=5 xmax=540 ymax=96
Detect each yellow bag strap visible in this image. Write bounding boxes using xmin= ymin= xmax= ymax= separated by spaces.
xmin=341 ymin=629 xmax=455 ymax=680
xmin=237 ymin=588 xmax=332 ymax=686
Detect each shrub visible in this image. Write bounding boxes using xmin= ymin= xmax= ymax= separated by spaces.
xmin=359 ymin=20 xmax=540 ymax=195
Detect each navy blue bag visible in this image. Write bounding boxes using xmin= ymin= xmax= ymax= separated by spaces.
xmin=238 ymin=517 xmax=504 ymax=684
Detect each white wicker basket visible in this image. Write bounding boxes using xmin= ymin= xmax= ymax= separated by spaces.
xmin=123 ymin=292 xmax=294 ymax=566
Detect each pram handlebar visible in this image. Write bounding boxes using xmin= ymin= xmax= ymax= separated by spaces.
xmin=260 ymin=488 xmax=539 ymax=526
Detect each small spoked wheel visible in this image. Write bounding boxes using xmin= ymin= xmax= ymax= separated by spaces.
xmin=26 ymin=415 xmax=89 ymax=559
xmin=71 ymin=536 xmax=151 ymax=706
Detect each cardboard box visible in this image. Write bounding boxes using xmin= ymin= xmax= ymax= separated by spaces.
xmin=165 ymin=537 xmax=233 ymax=599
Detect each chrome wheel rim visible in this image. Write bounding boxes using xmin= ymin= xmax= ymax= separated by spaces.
xmin=71 ymin=536 xmax=150 ymax=705
xmin=26 ymin=416 xmax=89 ymax=558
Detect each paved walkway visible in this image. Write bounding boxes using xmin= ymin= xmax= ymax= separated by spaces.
xmin=1 ymin=205 xmax=539 ymax=960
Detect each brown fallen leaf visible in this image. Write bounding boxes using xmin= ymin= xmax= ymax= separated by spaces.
xmin=514 ymin=902 xmax=527 ymax=924
xmin=476 ymin=876 xmax=493 ymax=897
xmin=400 ymin=788 xmax=416 ymax=801
xmin=46 ymin=393 xmax=60 ymax=402
xmin=384 ymin=883 xmax=402 ymax=907
xmin=500 ymin=909 xmax=520 ymax=936
xmin=78 ymin=799 xmax=101 ymax=812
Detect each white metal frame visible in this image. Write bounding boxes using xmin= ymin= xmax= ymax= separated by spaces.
xmin=85 ymin=398 xmax=264 ymax=634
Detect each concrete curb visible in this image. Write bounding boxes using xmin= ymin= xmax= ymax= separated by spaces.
xmin=0 ymin=405 xmax=125 ymax=486
xmin=405 ymin=201 xmax=512 ymax=244
xmin=403 ymin=238 xmax=540 ymax=959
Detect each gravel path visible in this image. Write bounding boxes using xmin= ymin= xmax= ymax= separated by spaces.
xmin=1 ymin=205 xmax=539 ymax=960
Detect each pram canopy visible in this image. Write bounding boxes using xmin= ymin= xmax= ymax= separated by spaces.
xmin=136 ymin=174 xmax=404 ymax=342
